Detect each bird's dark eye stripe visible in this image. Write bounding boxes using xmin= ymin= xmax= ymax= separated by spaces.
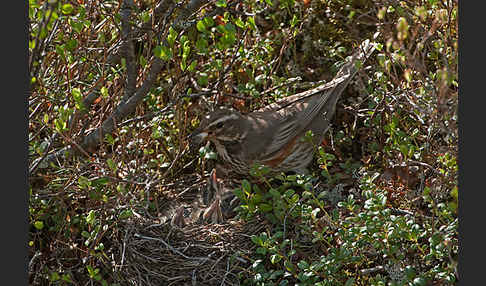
xmin=207 ymin=120 xmax=224 ymax=130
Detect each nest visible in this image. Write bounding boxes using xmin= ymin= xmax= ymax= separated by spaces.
xmin=115 ymin=215 xmax=266 ymax=285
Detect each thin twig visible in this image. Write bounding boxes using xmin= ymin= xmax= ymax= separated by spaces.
xmin=29 ymin=2 xmax=50 ymax=75
xmin=214 ymin=28 xmax=249 ymax=104
xmin=261 ymin=76 xmax=302 ymax=96
xmin=407 ymin=159 xmax=442 ymax=176
xmin=360 ymin=265 xmax=384 ymax=275
xmin=119 ymin=102 xmax=174 ymax=126
xmin=133 ymin=233 xmax=206 ymax=260
xmin=36 ymin=0 xmax=212 ymax=168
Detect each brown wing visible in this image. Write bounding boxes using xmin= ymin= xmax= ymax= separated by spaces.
xmin=251 ymin=39 xmax=376 ymax=159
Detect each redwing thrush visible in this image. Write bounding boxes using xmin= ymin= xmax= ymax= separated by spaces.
xmin=190 ymin=39 xmax=376 ymax=177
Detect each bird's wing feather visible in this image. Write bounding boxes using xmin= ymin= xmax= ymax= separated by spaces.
xmin=255 ymin=39 xmax=376 ymax=159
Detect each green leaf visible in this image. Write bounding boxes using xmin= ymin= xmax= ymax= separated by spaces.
xmin=289 ymin=194 xmax=300 ymax=205
xmin=55 ymin=44 xmax=65 ymax=59
xmin=140 ymin=11 xmax=150 ymax=23
xmin=81 ymin=230 xmax=90 ymax=238
xmin=92 ymin=177 xmax=109 ymax=186
xmin=297 ymin=260 xmax=309 ymax=270
xmin=71 ymin=86 xmax=81 ymax=97
xmin=78 ymin=176 xmax=91 ymax=189
xmin=204 ymin=151 xmax=217 ymax=160
xmin=233 ymin=188 xmax=244 ymax=199
xmin=119 ymin=209 xmax=133 ymax=220
xmin=344 ymin=278 xmax=355 ymax=286
xmin=269 ymin=188 xmax=281 ymax=198
xmin=251 ymin=235 xmax=263 ymax=246
xmin=54 ymin=118 xmax=66 ymax=132
xmin=290 ymin=14 xmax=299 ymax=28
xmin=61 ymin=274 xmax=73 ymax=283
xmin=252 ymin=193 xmax=263 ymax=204
xmin=196 ymin=20 xmax=206 ymax=32
xmin=283 ymin=260 xmax=295 ymax=272
xmin=140 ymin=54 xmax=147 ymax=67
xmin=405 ymin=266 xmax=417 ymax=280
xmin=188 ymin=60 xmax=197 ymax=72
xmin=259 ymin=203 xmax=273 ymax=212
xmin=106 ymin=158 xmax=117 ymax=171
xmin=95 ymin=242 xmax=105 ymax=251
xmin=215 ymin=0 xmax=227 ymax=7
xmin=203 ymin=17 xmax=214 ymax=27
xmin=412 ymin=277 xmax=427 ymax=286
xmin=270 ymin=254 xmax=282 ymax=264
xmin=153 ymin=45 xmax=162 ymax=59
xmin=39 ymin=26 xmax=48 ymax=39
xmin=29 ymin=0 xmax=40 ymax=8
xmin=380 ymin=194 xmax=387 ymax=206
xmin=153 ymin=45 xmax=172 ymax=61
xmin=235 ymin=18 xmax=245 ymax=28
xmin=180 ymin=35 xmax=189 ymax=46
xmin=61 ymin=4 xmax=74 ymax=15
xmin=72 ymin=88 xmax=85 ymax=110
xmin=269 ymin=270 xmax=283 ymax=280
xmin=450 ymin=186 xmax=458 ymax=201
xmin=100 ymin=86 xmax=109 ymax=98
xmin=225 ymin=22 xmax=236 ymax=33
xmin=181 ymin=41 xmax=191 ymax=70
xmin=396 ymin=17 xmax=409 ymax=40
xmin=69 ymin=19 xmax=84 ymax=34
xmin=252 ymin=259 xmax=263 ymax=269
xmin=256 ymin=247 xmax=267 ymax=255
xmin=196 ymin=38 xmax=208 ymax=54
xmin=86 ymin=210 xmax=96 ymax=225
xmin=50 ymin=271 xmax=60 ymax=281
xmin=284 ymin=189 xmax=295 ymax=198
xmin=34 ymin=221 xmax=44 ymax=230
xmin=242 ymin=179 xmax=251 ymax=194
xmin=399 ymin=144 xmax=409 ymax=157
xmin=167 ymin=27 xmax=177 ymax=46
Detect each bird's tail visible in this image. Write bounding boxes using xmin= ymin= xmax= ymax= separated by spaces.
xmin=295 ymin=37 xmax=377 ymax=131
xmin=262 ymin=37 xmax=377 ymax=114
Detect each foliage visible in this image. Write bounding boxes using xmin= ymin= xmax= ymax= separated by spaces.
xmin=238 ymin=171 xmax=457 ymax=285
xmin=29 ymin=0 xmax=458 ymax=284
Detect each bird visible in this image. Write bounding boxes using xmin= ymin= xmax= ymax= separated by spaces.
xmin=190 ymin=38 xmax=376 ymax=177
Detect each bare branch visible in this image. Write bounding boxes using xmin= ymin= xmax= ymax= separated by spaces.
xmin=80 ymin=57 xmax=165 ymax=153
xmin=121 ymin=0 xmax=138 ymax=103
xmin=33 ymin=0 xmax=212 ymax=170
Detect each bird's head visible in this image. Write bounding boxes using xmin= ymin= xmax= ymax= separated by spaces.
xmin=189 ymin=107 xmax=246 ymax=147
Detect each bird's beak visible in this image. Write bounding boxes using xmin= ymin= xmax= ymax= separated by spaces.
xmin=189 ymin=130 xmax=209 ymax=146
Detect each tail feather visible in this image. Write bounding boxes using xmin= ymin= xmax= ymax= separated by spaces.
xmin=259 ymin=37 xmax=376 ymax=158
xmin=259 ymin=38 xmax=376 ymax=113
xmin=295 ymin=38 xmax=376 ymax=132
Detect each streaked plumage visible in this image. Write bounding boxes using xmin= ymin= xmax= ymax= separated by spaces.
xmin=190 ymin=39 xmax=376 ymax=176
